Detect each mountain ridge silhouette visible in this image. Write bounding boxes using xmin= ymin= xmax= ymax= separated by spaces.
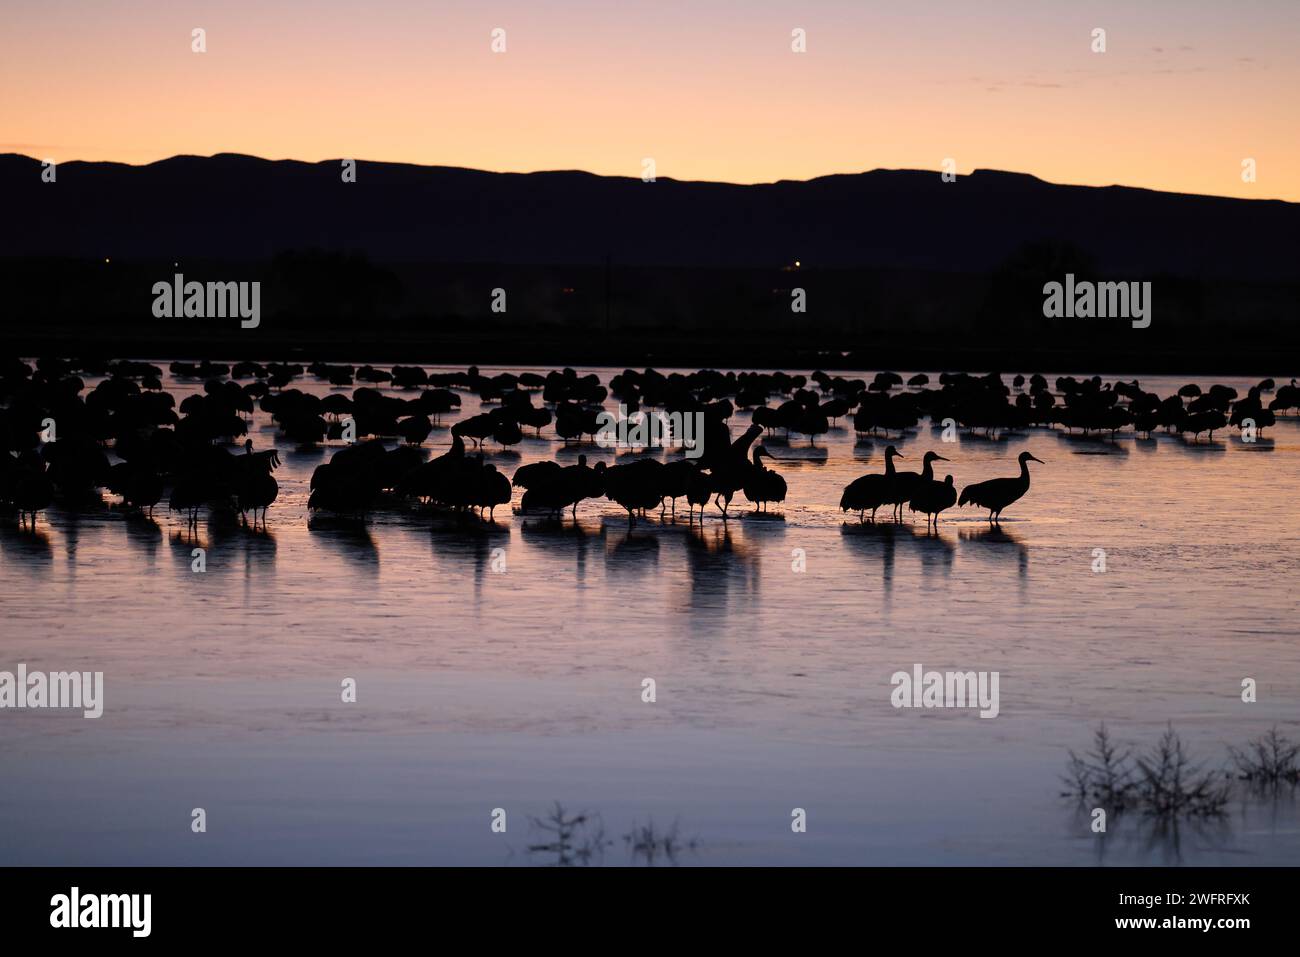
xmin=4 ymin=152 xmax=1296 ymax=281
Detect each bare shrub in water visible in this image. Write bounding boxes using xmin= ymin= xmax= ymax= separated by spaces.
xmin=1064 ymin=724 xmax=1229 ymax=818
xmin=1062 ymin=723 xmax=1138 ymax=810
xmin=526 ymin=802 xmax=610 ymax=866
xmin=623 ymin=817 xmax=700 ymax=866
xmin=1229 ymin=727 xmax=1300 ymax=786
xmin=1133 ymin=725 xmax=1231 ymax=818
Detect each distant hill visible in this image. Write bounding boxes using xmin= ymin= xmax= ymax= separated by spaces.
xmin=1 ymin=153 xmax=1297 ymax=371
xmin=3 ymin=153 xmax=1298 ymax=279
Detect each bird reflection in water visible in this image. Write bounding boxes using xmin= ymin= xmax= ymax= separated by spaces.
xmin=516 ymin=514 xmax=603 ymax=586
xmin=0 ymin=520 xmax=53 ymax=569
xmin=123 ymin=511 xmax=162 ymax=566
xmin=959 ymin=524 xmax=1029 ymax=582
xmin=604 ymin=524 xmax=660 ymax=580
xmin=309 ymin=518 xmax=379 ymax=574
xmin=1055 ymin=432 xmax=1129 ymax=456
xmin=840 ymin=520 xmax=956 ymax=605
xmin=683 ymin=523 xmax=759 ymax=618
xmin=228 ymin=525 xmax=278 ymax=598
xmin=60 ymin=511 xmax=85 ymax=576
xmin=443 ymin=527 xmax=510 ymax=601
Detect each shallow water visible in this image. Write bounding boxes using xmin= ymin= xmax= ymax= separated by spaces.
xmin=2 ymin=367 xmax=1298 ymax=865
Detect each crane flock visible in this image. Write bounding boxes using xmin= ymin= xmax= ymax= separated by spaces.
xmin=2 ymin=357 xmax=1294 ymax=535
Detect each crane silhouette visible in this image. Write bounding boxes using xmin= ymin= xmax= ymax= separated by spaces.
xmin=958 ymin=451 xmax=1042 ymax=524
xmin=887 ymin=450 xmax=948 ymax=521
xmin=909 ymin=474 xmax=957 ymax=530
xmin=839 ymin=445 xmax=902 ymax=523
xmin=742 ymin=446 xmax=787 ymax=513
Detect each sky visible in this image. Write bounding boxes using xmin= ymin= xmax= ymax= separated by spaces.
xmin=2 ymin=0 xmax=1297 ymax=199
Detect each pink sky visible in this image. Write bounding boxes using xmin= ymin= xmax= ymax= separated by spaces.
xmin=2 ymin=0 xmax=1296 ymax=199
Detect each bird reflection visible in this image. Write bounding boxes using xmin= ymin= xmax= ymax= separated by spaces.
xmin=738 ymin=512 xmax=787 ymax=541
xmin=840 ymin=520 xmax=956 ymax=601
xmin=605 ymin=525 xmax=660 ymax=580
xmin=1235 ymin=436 xmax=1275 ymax=452
xmin=168 ymin=525 xmax=211 ymax=575
xmin=229 ymin=524 xmax=278 ymax=591
xmin=423 ymin=521 xmax=511 ymax=608
xmin=123 ymin=512 xmax=162 ymax=565
xmin=517 ymin=515 xmax=603 ymax=585
xmin=309 ymin=519 xmax=379 ymax=573
xmin=959 ymin=524 xmax=1029 ymax=581
xmin=1055 ymin=432 xmax=1128 ymax=456
xmin=169 ymin=525 xmax=206 ymax=550
xmin=466 ymin=533 xmax=508 ymax=599
xmin=1177 ymin=435 xmax=1227 ymax=453
xmin=914 ymin=526 xmax=956 ymax=576
xmin=58 ymin=511 xmax=85 ymax=580
xmin=0 ymin=521 xmax=53 ymax=568
xmin=683 ymin=524 xmax=758 ymax=618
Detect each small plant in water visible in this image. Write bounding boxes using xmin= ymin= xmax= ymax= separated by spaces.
xmin=524 ymin=804 xmax=702 ymax=866
xmin=1063 ymin=723 xmax=1229 ymax=818
xmin=623 ymin=817 xmax=700 ymax=866
xmin=1133 ymin=725 xmax=1231 ymax=818
xmin=526 ymin=802 xmax=610 ymax=866
xmin=1229 ymin=726 xmax=1300 ymax=786
xmin=1062 ymin=723 xmax=1138 ymax=810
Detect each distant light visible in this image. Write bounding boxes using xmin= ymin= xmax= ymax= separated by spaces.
xmin=794 ymin=260 xmax=801 ymax=268
xmin=103 ymin=258 xmax=110 ymax=264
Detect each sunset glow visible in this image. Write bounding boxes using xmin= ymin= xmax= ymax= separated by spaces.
xmin=2 ymin=0 xmax=1297 ymax=199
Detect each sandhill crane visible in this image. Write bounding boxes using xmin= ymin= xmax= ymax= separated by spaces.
xmin=887 ymin=450 xmax=948 ymax=521
xmin=958 ymin=451 xmax=1042 ymax=524
xmin=742 ymin=446 xmax=787 ymax=513
xmin=839 ymin=445 xmax=902 ymax=523
xmin=909 ymin=475 xmax=957 ymax=530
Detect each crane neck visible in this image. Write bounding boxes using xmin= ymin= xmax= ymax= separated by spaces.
xmin=734 ymin=427 xmax=761 ymax=458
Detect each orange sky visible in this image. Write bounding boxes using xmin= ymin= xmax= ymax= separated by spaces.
xmin=2 ymin=1 xmax=1297 ymax=199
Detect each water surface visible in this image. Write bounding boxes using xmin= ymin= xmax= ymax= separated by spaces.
xmin=2 ymin=367 xmax=1297 ymax=865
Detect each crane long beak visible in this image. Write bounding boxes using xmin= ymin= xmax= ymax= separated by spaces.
xmin=934 ymin=455 xmax=949 ymax=462
xmin=1028 ymin=454 xmax=1044 ymax=463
